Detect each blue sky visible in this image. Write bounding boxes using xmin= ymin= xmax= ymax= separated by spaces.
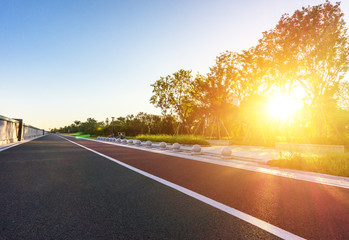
xmin=1 ymin=0 xmax=348 ymax=130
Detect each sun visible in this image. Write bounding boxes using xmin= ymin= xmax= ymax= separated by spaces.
xmin=267 ymin=94 xmax=303 ymax=120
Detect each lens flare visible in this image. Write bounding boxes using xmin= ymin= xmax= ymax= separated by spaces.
xmin=267 ymin=95 xmax=303 ymax=120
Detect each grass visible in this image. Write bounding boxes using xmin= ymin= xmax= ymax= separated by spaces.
xmin=62 ymin=132 xmax=94 ymax=139
xmin=268 ymin=152 xmax=349 ymax=177
xmin=135 ymin=134 xmax=210 ymax=145
xmin=64 ymin=132 xmax=84 ymax=136
xmin=86 ymin=136 xmax=98 ymax=139
xmin=75 ymin=133 xmax=209 ymax=145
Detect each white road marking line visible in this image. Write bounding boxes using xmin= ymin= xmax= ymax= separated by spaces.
xmin=70 ymin=136 xmax=349 ymax=190
xmin=60 ymin=135 xmax=305 ymax=240
xmin=0 ymin=135 xmax=46 ymax=152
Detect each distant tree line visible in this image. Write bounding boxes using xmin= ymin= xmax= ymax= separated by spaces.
xmin=50 ymin=113 xmax=178 ymax=137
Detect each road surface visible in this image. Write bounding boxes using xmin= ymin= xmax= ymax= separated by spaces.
xmin=1 ymin=134 xmax=349 ymax=239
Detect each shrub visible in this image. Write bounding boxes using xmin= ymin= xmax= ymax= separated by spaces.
xmin=135 ymin=134 xmax=209 ymax=145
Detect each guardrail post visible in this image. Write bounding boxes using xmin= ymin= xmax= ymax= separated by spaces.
xmin=15 ymin=119 xmax=23 ymax=141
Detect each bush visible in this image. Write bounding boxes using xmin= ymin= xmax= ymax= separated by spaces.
xmin=135 ymin=134 xmax=209 ymax=145
xmin=65 ymin=132 xmax=84 ymax=136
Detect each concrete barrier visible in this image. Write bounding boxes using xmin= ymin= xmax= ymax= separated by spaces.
xmin=0 ymin=114 xmax=46 ymax=145
xmin=23 ymin=124 xmax=44 ymax=139
xmin=0 ymin=115 xmax=20 ymax=145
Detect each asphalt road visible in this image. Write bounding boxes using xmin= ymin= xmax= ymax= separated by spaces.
xmin=65 ymin=135 xmax=349 ymax=240
xmin=0 ymin=134 xmax=280 ymax=240
xmin=1 ymin=134 xmax=349 ymax=239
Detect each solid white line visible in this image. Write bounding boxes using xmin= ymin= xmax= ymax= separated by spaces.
xmin=70 ymin=136 xmax=349 ymax=190
xmin=0 ymin=135 xmax=46 ymax=152
xmin=60 ymin=135 xmax=305 ymax=240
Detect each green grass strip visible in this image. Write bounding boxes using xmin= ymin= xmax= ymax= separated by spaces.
xmin=268 ymin=152 xmax=349 ymax=177
xmin=135 ymin=134 xmax=209 ymax=145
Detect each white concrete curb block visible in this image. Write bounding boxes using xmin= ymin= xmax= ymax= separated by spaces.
xmin=159 ymin=142 xmax=167 ymax=150
xmin=192 ymin=144 xmax=201 ymax=155
xmin=172 ymin=143 xmax=181 ymax=152
xmin=146 ymin=141 xmax=152 ymax=148
xmin=221 ymin=147 xmax=232 ymax=159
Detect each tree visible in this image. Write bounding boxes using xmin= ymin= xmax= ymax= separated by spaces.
xmin=150 ymin=69 xmax=196 ymax=133
xmin=84 ymin=118 xmax=98 ymax=135
xmin=258 ymin=1 xmax=349 ymax=138
xmin=192 ymin=52 xmax=241 ymax=138
xmin=236 ymin=47 xmax=271 ymax=99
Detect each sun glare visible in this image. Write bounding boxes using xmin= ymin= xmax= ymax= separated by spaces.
xmin=267 ymin=95 xmax=303 ymax=120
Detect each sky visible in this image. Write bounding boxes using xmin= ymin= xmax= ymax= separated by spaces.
xmin=1 ymin=0 xmax=348 ymax=130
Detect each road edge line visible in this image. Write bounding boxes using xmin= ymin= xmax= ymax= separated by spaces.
xmin=60 ymin=135 xmax=305 ymax=240
xmin=0 ymin=135 xmax=46 ymax=152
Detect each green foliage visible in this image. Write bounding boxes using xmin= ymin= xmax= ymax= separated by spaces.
xmin=148 ymin=2 xmax=349 ymax=141
xmin=75 ymin=134 xmax=90 ymax=139
xmin=53 ymin=2 xmax=349 ymax=147
xmin=51 ymin=113 xmax=177 ymax=137
xmin=150 ymin=69 xmax=197 ymax=134
xmin=258 ymin=1 xmax=349 ymax=138
xmin=64 ymin=132 xmax=84 ymax=136
xmin=135 ymin=134 xmax=209 ymax=145
xmin=259 ymin=1 xmax=349 ymax=93
xmin=193 ymin=53 xmax=240 ymax=134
